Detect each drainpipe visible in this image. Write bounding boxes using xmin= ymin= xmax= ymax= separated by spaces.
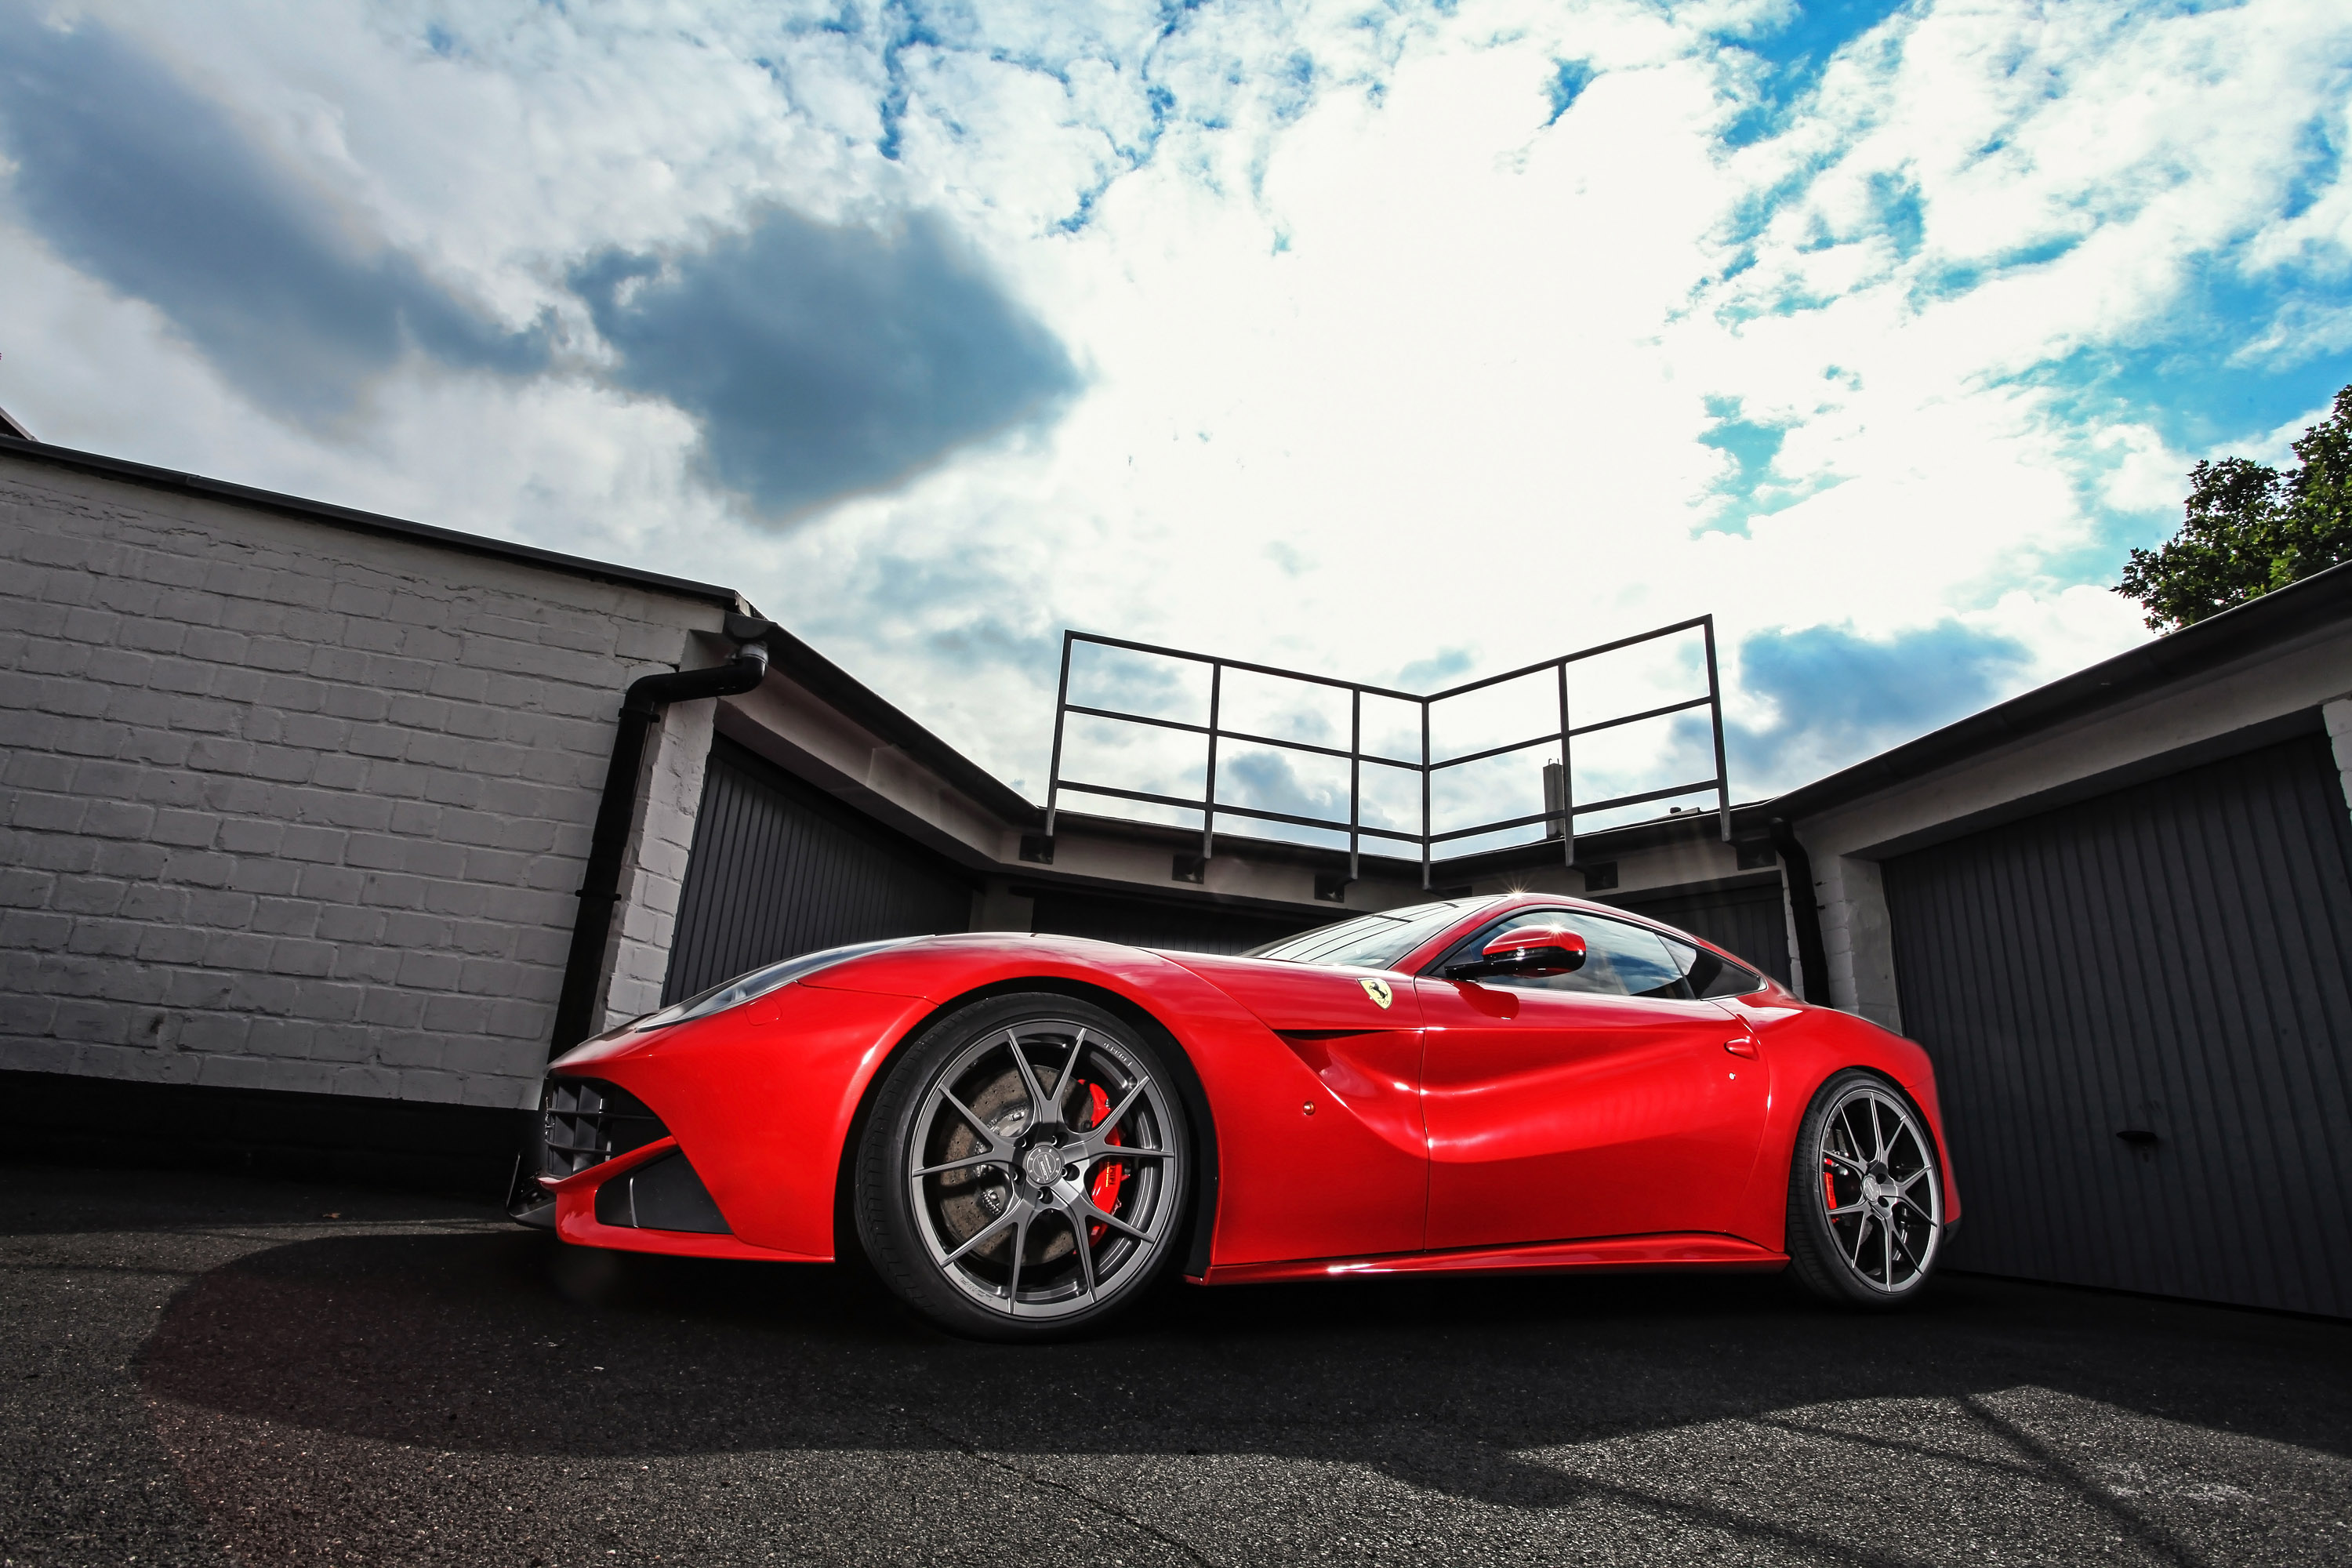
xmin=546 ymin=616 xmax=774 ymax=1056
xmin=1769 ymin=817 xmax=1831 ymax=1007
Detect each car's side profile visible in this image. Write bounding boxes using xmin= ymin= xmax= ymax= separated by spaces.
xmin=524 ymin=893 xmax=1958 ymax=1338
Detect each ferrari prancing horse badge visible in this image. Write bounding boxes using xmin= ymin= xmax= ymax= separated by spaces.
xmin=1359 ymin=978 xmax=1393 ymax=1009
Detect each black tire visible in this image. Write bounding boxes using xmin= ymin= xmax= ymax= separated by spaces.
xmin=1784 ymin=1069 xmax=1945 ymax=1308
xmin=854 ymin=993 xmax=1192 ymax=1341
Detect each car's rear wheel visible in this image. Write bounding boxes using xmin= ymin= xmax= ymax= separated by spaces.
xmin=855 ymin=993 xmax=1190 ymax=1341
xmin=1784 ymin=1069 xmax=1944 ymax=1308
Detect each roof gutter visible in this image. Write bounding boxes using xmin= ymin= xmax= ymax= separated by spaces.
xmin=546 ymin=615 xmax=774 ymax=1055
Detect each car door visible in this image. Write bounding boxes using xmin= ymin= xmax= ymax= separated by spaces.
xmin=1416 ymin=907 xmax=1768 ymax=1250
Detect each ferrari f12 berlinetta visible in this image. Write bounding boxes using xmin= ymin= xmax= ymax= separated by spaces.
xmin=524 ymin=894 xmax=1956 ymax=1338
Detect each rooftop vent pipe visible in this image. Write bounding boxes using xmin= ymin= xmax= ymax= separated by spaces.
xmin=548 ymin=615 xmax=773 ymax=1054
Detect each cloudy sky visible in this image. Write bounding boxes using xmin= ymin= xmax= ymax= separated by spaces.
xmin=5 ymin=0 xmax=2350 ymax=848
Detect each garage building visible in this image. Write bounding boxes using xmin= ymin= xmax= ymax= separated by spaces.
xmin=3 ymin=433 xmax=2348 ymax=1315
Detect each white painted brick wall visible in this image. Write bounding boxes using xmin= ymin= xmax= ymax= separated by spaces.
xmin=1815 ymin=853 xmax=1902 ymax=1032
xmin=1778 ymin=862 xmax=1809 ymax=1003
xmin=0 ymin=456 xmax=735 ymax=1109
xmin=598 ymin=688 xmax=720 ymax=1029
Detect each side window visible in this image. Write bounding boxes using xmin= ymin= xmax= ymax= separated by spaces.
xmin=1659 ymin=934 xmax=1765 ymax=1000
xmin=1441 ymin=910 xmax=1693 ymax=999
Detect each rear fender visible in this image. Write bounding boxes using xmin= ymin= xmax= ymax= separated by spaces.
xmin=1718 ymin=996 xmax=1962 ymax=1250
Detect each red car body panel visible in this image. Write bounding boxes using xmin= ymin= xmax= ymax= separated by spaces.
xmin=550 ymin=980 xmax=942 ymax=1260
xmin=543 ymin=895 xmax=1961 ymax=1279
xmin=1153 ymin=953 xmax=1431 ymax=1261
xmin=1415 ymin=978 xmax=1769 ymax=1250
xmin=546 ymin=1136 xmax=802 ymax=1262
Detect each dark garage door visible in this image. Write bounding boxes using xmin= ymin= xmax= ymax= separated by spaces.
xmin=1881 ymin=730 xmax=2352 ymax=1316
xmin=662 ymin=737 xmax=975 ymax=1003
xmin=1030 ymin=890 xmax=1325 ymax=956
xmin=1606 ymin=874 xmax=1793 ymax=987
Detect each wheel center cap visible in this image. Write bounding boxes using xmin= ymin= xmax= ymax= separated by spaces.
xmin=1022 ymin=1144 xmax=1064 ymax=1187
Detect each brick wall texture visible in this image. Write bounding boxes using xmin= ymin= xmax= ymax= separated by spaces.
xmin=0 ymin=456 xmax=735 ymax=1109
xmin=1815 ymin=852 xmax=1902 ymax=1033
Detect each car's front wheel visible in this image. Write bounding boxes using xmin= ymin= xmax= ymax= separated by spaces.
xmin=855 ymin=993 xmax=1191 ymax=1341
xmin=1784 ymin=1069 xmax=1944 ymax=1308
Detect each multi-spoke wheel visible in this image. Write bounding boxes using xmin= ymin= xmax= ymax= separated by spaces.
xmin=855 ymin=993 xmax=1190 ymax=1340
xmin=1784 ymin=1070 xmax=1944 ymax=1308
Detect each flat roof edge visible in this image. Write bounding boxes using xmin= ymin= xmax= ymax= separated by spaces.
xmin=1770 ymin=557 xmax=2352 ymax=823
xmin=1046 ymin=800 xmax=1777 ymax=880
xmin=756 ymin=624 xmax=1045 ymax=826
xmin=0 ymin=435 xmax=742 ymax=608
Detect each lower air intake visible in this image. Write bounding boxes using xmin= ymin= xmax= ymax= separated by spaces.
xmin=592 ymin=1150 xmax=733 ymax=1234
xmin=541 ymin=1078 xmax=666 ymax=1178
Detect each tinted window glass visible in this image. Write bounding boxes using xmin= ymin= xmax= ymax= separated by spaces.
xmin=1659 ymin=935 xmax=1764 ymax=999
xmin=1438 ymin=909 xmax=1691 ymax=998
xmin=1246 ymin=897 xmax=1499 ymax=971
xmin=1433 ymin=910 xmax=1766 ymax=999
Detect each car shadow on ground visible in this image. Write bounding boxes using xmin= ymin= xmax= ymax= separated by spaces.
xmin=132 ymin=1227 xmax=2352 ymax=1559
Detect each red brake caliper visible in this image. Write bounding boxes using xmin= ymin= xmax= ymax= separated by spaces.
xmin=1086 ymin=1081 xmax=1124 ymax=1241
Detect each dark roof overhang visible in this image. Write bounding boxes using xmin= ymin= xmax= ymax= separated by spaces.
xmin=1766 ymin=556 xmax=2352 ymax=826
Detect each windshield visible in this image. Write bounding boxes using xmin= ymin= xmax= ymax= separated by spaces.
xmin=1243 ymin=897 xmax=1500 ymax=971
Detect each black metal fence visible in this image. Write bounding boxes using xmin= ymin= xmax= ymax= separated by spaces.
xmin=1044 ymin=617 xmax=1731 ymax=887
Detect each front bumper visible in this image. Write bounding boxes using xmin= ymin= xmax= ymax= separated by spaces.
xmin=510 ymin=1074 xmax=800 ymax=1261
xmin=520 ymin=979 xmax=938 ymax=1261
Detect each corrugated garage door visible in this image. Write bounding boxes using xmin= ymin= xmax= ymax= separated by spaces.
xmin=1881 ymin=730 xmax=2352 ymax=1316
xmin=662 ymin=737 xmax=975 ymax=1003
xmin=1030 ymin=890 xmax=1324 ymax=956
xmin=1606 ymin=874 xmax=1793 ymax=987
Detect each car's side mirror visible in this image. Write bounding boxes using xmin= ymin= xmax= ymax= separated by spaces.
xmin=1452 ymin=927 xmax=1587 ymax=979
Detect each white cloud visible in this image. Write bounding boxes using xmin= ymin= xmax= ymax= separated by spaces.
xmin=4 ymin=0 xmax=2350 ymax=815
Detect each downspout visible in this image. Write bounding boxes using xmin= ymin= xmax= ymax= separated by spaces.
xmin=547 ymin=618 xmax=774 ymax=1055
xmin=1769 ymin=816 xmax=1831 ymax=1007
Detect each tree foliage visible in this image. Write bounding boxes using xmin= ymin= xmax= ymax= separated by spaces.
xmin=2117 ymin=383 xmax=2352 ymax=633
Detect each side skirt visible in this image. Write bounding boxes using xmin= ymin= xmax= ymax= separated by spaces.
xmin=1197 ymin=1232 xmax=1787 ymax=1286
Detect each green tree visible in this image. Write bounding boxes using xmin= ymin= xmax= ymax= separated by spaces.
xmin=2117 ymin=383 xmax=2352 ymax=632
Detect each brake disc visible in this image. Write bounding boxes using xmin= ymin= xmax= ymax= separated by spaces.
xmin=927 ymin=1062 xmax=1077 ymax=1265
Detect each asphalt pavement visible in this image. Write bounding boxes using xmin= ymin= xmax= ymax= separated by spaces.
xmin=3 ymin=1162 xmax=2348 ymax=1566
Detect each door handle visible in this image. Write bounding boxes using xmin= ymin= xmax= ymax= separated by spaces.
xmin=1724 ymin=1037 xmax=1759 ymax=1059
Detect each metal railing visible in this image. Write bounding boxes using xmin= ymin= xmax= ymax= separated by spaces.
xmin=1044 ymin=616 xmax=1731 ymax=887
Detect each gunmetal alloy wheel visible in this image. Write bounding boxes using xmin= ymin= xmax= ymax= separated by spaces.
xmin=1785 ymin=1070 xmax=1943 ymax=1308
xmin=856 ymin=994 xmax=1189 ymax=1340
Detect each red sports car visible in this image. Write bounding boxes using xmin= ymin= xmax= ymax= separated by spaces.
xmin=524 ymin=893 xmax=1957 ymax=1339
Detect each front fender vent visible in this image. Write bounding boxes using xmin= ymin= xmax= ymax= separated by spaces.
xmin=542 ymin=1078 xmax=667 ymax=1178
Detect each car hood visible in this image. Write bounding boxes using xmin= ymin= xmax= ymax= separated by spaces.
xmin=1160 ymin=950 xmax=1417 ymax=1031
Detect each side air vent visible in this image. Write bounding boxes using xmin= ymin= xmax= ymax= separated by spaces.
xmin=541 ymin=1078 xmax=667 ymax=1178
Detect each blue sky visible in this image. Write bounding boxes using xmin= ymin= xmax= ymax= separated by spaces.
xmin=3 ymin=0 xmax=2349 ymax=832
